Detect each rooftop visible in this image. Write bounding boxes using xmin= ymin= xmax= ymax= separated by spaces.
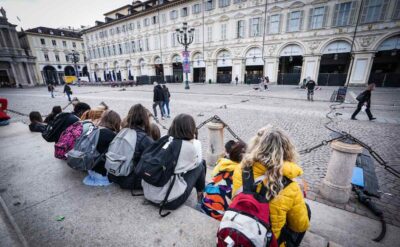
xmin=24 ymin=26 xmax=82 ymax=39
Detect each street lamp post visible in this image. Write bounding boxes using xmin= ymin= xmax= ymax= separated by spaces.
xmin=176 ymin=22 xmax=194 ymax=90
xmin=68 ymin=50 xmax=80 ymax=86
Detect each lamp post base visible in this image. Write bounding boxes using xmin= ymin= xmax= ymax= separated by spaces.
xmin=185 ymin=81 xmax=190 ymax=90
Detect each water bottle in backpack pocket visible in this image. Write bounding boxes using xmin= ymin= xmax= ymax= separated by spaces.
xmin=66 ymin=125 xmax=101 ymax=171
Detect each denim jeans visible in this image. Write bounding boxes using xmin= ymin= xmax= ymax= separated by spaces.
xmin=163 ymin=100 xmax=170 ymax=116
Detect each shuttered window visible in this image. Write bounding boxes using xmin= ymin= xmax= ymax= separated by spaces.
xmin=237 ymin=20 xmax=245 ymax=38
xmin=249 ymin=17 xmax=262 ymax=37
xmin=287 ymin=11 xmax=303 ymax=32
xmin=360 ymin=0 xmax=389 ymax=23
xmin=393 ymin=0 xmax=400 ymax=19
xmin=332 ymin=2 xmax=354 ymax=26
xmin=268 ymin=14 xmax=281 ymax=34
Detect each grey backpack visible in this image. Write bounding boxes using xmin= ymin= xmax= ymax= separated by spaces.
xmin=66 ymin=125 xmax=101 ymax=171
xmin=105 ymin=128 xmax=137 ymax=176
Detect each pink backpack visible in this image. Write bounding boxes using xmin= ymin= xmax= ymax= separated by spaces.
xmin=54 ymin=121 xmax=93 ymax=160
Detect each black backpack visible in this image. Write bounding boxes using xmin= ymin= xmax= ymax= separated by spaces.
xmin=135 ymin=135 xmax=182 ymax=187
xmin=42 ymin=112 xmax=78 ymax=142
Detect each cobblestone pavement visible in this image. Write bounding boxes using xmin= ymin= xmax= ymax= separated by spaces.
xmin=1 ymin=84 xmax=400 ymax=227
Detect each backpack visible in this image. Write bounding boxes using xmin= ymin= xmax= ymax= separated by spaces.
xmin=217 ymin=167 xmax=292 ymax=247
xmin=42 ymin=112 xmax=78 ymax=142
xmin=66 ymin=125 xmax=101 ymax=171
xmin=54 ymin=121 xmax=94 ymax=160
xmin=201 ymin=168 xmax=235 ymax=221
xmin=105 ymin=128 xmax=137 ymax=176
xmin=356 ymin=91 xmax=367 ymax=102
xmin=135 ymin=135 xmax=182 ymax=187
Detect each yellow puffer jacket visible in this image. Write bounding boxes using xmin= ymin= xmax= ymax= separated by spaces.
xmin=212 ymin=158 xmax=239 ymax=177
xmin=232 ymin=161 xmax=310 ymax=242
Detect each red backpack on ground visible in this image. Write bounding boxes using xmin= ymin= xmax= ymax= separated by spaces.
xmin=54 ymin=121 xmax=93 ymax=160
xmin=217 ymin=167 xmax=286 ymax=247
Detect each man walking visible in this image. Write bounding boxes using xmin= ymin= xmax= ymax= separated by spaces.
xmin=351 ymin=83 xmax=376 ymax=121
xmin=48 ymin=83 xmax=55 ymax=98
xmin=153 ymin=81 xmax=165 ymax=120
xmin=63 ymin=83 xmax=73 ymax=102
xmin=305 ymin=78 xmax=316 ymax=101
xmin=235 ymin=75 xmax=239 ymax=85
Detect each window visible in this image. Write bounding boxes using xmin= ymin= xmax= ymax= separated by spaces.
xmin=181 ymin=7 xmax=188 ymax=17
xmin=107 ymin=46 xmax=111 ymax=56
xmin=145 ymin=38 xmax=149 ymax=51
xmin=268 ymin=14 xmax=280 ymax=34
xmin=40 ymin=38 xmax=45 ymax=45
xmin=44 ymin=54 xmax=49 ymax=61
xmin=137 ymin=21 xmax=141 ymax=29
xmin=205 ymin=0 xmax=215 ymax=11
xmin=65 ymin=55 xmax=69 ymax=62
xmin=72 ymin=42 xmax=76 ymax=48
xmin=234 ymin=0 xmax=245 ymax=3
xmin=219 ymin=0 xmax=230 ymax=8
xmin=102 ymin=47 xmax=106 ymax=57
xmin=97 ymin=48 xmax=101 ymax=58
xmin=237 ymin=20 xmax=245 ymax=38
xmin=171 ymin=32 xmax=177 ymax=47
xmin=81 ymin=43 xmax=84 ymax=49
xmin=170 ymin=10 xmax=178 ymax=20
xmin=119 ymin=44 xmax=123 ymax=55
xmin=333 ymin=2 xmax=354 ymax=27
xmin=361 ymin=0 xmax=389 ymax=23
xmin=193 ymin=4 xmax=201 ymax=14
xmin=221 ymin=24 xmax=227 ymax=40
xmin=144 ymin=18 xmax=150 ymax=26
xmin=161 ymin=13 xmax=167 ymax=23
xmin=155 ymin=37 xmax=159 ymax=49
xmin=152 ymin=16 xmax=158 ymax=25
xmin=309 ymin=7 xmax=326 ymax=30
xmin=287 ymin=11 xmax=302 ymax=32
xmin=207 ymin=26 xmax=213 ymax=42
xmin=55 ymin=54 xmax=60 ymax=62
xmin=131 ymin=41 xmax=136 ymax=53
xmin=250 ymin=17 xmax=261 ymax=37
xmin=110 ymin=28 xmax=115 ymax=35
xmin=52 ymin=40 xmax=57 ymax=46
xmin=122 ymin=25 xmax=126 ymax=32
xmin=62 ymin=41 xmax=67 ymax=47
xmin=138 ymin=40 xmax=143 ymax=52
xmin=194 ymin=28 xmax=200 ymax=43
xmin=394 ymin=0 xmax=400 ymax=19
xmin=116 ymin=27 xmax=120 ymax=34
xmin=112 ymin=45 xmax=116 ymax=56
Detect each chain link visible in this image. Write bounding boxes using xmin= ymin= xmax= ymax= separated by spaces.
xmin=196 ymin=115 xmax=244 ymax=143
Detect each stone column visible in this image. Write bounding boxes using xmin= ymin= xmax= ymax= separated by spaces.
xmin=232 ymin=59 xmax=242 ymax=84
xmin=205 ymin=59 xmax=217 ymax=83
xmin=347 ymin=52 xmax=374 ymax=87
xmin=206 ymin=121 xmax=224 ymax=166
xmin=319 ymin=140 xmax=363 ymax=204
xmin=301 ymin=55 xmax=321 ymax=82
xmin=264 ymin=57 xmax=279 ymax=84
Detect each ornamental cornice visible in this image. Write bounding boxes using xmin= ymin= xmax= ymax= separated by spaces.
xmin=268 ymin=6 xmax=283 ymax=13
xmin=289 ymin=1 xmax=306 ymax=9
xmin=233 ymin=12 xmax=246 ymax=19
xmin=310 ymin=0 xmax=328 ymax=5
xmin=218 ymin=15 xmax=230 ymax=22
xmin=205 ymin=19 xmax=214 ymax=25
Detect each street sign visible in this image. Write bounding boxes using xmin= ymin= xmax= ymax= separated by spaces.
xmin=182 ymin=51 xmax=190 ymax=73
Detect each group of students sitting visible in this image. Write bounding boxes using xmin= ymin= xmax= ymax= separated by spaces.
xmin=28 ymin=100 xmax=310 ymax=247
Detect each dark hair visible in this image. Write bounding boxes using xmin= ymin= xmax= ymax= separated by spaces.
xmin=126 ymin=104 xmax=151 ymax=135
xmin=150 ymin=123 xmax=161 ymax=141
xmin=162 ymin=85 xmax=167 ymax=89
xmin=225 ymin=140 xmax=236 ymax=154
xmin=98 ymin=110 xmax=121 ymax=132
xmin=52 ymin=106 xmax=62 ymax=115
xmin=229 ymin=142 xmax=247 ymax=163
xmin=73 ymin=102 xmax=91 ymax=118
xmin=168 ymin=114 xmax=196 ymax=140
xmin=29 ymin=111 xmax=43 ymax=123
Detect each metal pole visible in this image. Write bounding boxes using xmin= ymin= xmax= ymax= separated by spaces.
xmin=185 ymin=44 xmax=189 ymax=89
xmin=261 ymin=0 xmax=268 ymax=76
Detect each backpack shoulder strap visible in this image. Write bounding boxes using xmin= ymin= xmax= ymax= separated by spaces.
xmin=242 ymin=166 xmax=255 ymax=193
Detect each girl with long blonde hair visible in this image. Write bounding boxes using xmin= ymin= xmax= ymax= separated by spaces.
xmin=232 ymin=125 xmax=310 ymax=247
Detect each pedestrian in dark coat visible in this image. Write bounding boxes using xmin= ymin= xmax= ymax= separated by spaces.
xmin=152 ymin=81 xmax=165 ymax=120
xmin=162 ymin=85 xmax=171 ymax=118
xmin=48 ymin=84 xmax=55 ymax=98
xmin=63 ymin=84 xmax=73 ymax=102
xmin=351 ymin=83 xmax=376 ymax=121
xmin=305 ymin=78 xmax=316 ymax=101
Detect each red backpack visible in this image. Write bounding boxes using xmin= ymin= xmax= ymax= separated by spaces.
xmin=54 ymin=121 xmax=93 ymax=160
xmin=217 ymin=167 xmax=291 ymax=247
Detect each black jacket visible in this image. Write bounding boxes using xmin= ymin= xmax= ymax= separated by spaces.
xmin=306 ymin=80 xmax=316 ymax=90
xmin=108 ymin=128 xmax=154 ymax=189
xmin=64 ymin=85 xmax=72 ymax=94
xmin=162 ymin=87 xmax=170 ymax=101
xmin=93 ymin=128 xmax=117 ymax=176
xmin=357 ymin=90 xmax=371 ymax=105
xmin=153 ymin=85 xmax=164 ymax=102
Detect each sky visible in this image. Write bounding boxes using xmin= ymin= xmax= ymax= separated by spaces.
xmin=0 ymin=0 xmax=135 ymax=30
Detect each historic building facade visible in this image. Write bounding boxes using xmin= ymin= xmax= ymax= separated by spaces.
xmin=19 ymin=27 xmax=87 ymax=85
xmin=83 ymin=0 xmax=400 ymax=87
xmin=0 ymin=8 xmax=36 ymax=87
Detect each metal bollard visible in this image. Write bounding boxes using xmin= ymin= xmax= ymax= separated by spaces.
xmin=206 ymin=121 xmax=224 ymax=166
xmin=319 ymin=140 xmax=363 ymax=204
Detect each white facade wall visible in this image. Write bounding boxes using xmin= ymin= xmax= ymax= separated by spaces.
xmin=83 ymin=0 xmax=400 ymax=86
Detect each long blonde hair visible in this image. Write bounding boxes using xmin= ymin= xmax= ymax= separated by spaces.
xmin=241 ymin=125 xmax=298 ymax=200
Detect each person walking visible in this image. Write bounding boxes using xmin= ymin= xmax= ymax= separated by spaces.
xmin=235 ymin=75 xmax=239 ymax=85
xmin=351 ymin=83 xmax=376 ymax=121
xmin=305 ymin=78 xmax=316 ymax=101
xmin=152 ymin=81 xmax=165 ymax=120
xmin=48 ymin=83 xmax=55 ymax=98
xmin=63 ymin=84 xmax=73 ymax=102
xmin=264 ymin=76 xmax=270 ymax=90
xmin=162 ymin=84 xmax=171 ymax=118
